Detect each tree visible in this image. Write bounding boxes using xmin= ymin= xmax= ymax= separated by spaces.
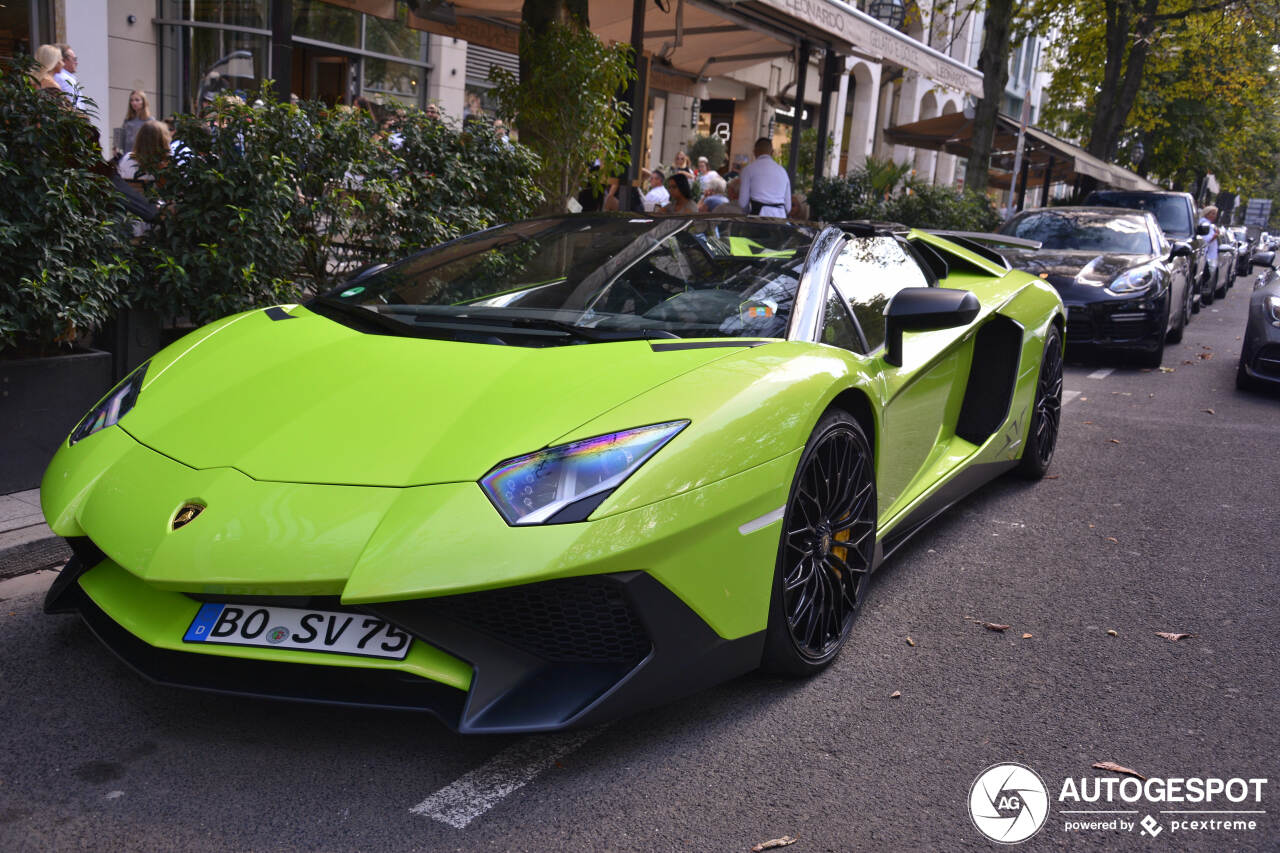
xmin=1040 ymin=0 xmax=1280 ymax=193
xmin=963 ymin=0 xmax=1017 ymax=192
xmin=491 ymin=24 xmax=634 ymax=213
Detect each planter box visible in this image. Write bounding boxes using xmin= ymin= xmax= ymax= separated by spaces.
xmin=0 ymin=349 xmax=113 ymax=494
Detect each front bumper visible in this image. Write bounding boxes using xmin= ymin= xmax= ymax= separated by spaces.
xmin=1063 ymin=293 xmax=1169 ymax=353
xmin=48 ymin=543 xmax=764 ymax=733
xmin=1239 ymin=302 xmax=1280 ymax=389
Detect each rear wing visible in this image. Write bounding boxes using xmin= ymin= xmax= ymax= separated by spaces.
xmin=926 ymin=230 xmax=1043 ymax=269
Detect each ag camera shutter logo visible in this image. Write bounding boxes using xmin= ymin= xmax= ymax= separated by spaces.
xmin=969 ymin=763 xmax=1050 ymax=843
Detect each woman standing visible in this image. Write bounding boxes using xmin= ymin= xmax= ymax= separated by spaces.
xmin=30 ymin=44 xmax=64 ymax=93
xmin=118 ymin=90 xmax=152 ymax=156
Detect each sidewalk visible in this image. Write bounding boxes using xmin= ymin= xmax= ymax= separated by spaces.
xmin=0 ymin=489 xmax=68 ymax=580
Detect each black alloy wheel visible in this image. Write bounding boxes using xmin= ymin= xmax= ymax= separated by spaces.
xmin=763 ymin=411 xmax=877 ymax=676
xmin=1017 ymin=326 xmax=1064 ymax=479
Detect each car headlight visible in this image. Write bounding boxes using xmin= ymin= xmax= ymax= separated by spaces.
xmin=480 ymin=421 xmax=688 ymax=525
xmin=68 ymin=361 xmax=149 ymax=446
xmin=1107 ymin=266 xmax=1155 ymax=294
xmin=1268 ymin=295 xmax=1280 ymax=323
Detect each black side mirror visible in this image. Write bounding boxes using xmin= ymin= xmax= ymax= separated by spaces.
xmin=1169 ymin=242 xmax=1193 ymax=260
xmin=1251 ymin=251 xmax=1276 ymax=269
xmin=883 ymin=287 xmax=980 ymax=367
xmin=1196 ymin=222 xmax=1212 ymax=236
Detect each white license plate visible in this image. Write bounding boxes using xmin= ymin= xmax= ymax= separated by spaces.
xmin=183 ymin=603 xmax=412 ymax=661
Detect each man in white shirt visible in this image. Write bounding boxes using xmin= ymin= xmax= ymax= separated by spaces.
xmin=55 ymin=44 xmax=81 ymax=107
xmin=641 ymin=169 xmax=670 ymax=212
xmin=737 ymin=137 xmax=791 ymax=218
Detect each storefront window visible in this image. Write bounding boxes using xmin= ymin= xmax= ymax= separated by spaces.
xmin=163 ymin=0 xmax=270 ymax=29
xmin=364 ymin=59 xmax=421 ymax=104
xmin=294 ymin=0 xmax=360 ymax=48
xmin=365 ymin=8 xmax=426 ymax=61
xmin=159 ymin=24 xmax=269 ymax=118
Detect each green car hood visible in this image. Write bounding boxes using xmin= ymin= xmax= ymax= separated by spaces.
xmin=123 ymin=306 xmax=748 ymax=486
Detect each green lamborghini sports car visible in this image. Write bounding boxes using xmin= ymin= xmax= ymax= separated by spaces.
xmin=42 ymin=214 xmax=1064 ymax=733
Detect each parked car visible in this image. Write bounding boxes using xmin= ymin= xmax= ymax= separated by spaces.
xmin=1085 ymin=189 xmax=1210 ymax=311
xmin=1232 ymin=227 xmax=1255 ymax=277
xmin=1237 ymin=251 xmax=1280 ymax=392
xmin=997 ymin=206 xmax=1193 ymax=367
xmin=41 ymin=214 xmax=1066 ymax=733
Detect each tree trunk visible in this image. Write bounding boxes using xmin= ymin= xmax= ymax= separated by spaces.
xmin=1086 ymin=0 xmax=1159 ymax=162
xmin=963 ymin=0 xmax=1015 ymax=192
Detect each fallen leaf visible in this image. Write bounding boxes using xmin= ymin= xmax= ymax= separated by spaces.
xmin=1202 ymin=408 xmax=1215 ymax=415
xmin=1088 ymin=523 xmax=1095 ymax=528
xmin=1106 ymin=629 xmax=1118 ymax=637
xmin=979 ymin=622 xmax=1011 ymax=632
xmin=1183 ymin=359 xmax=1194 ymax=365
xmin=906 ymin=637 xmax=916 ymax=647
xmin=1156 ymin=632 xmax=1196 ymax=642
xmin=1198 ymin=352 xmax=1214 ymax=360
xmin=1083 ymin=420 xmax=1094 ymax=424
xmin=1093 ymin=761 xmax=1146 ymax=780
xmin=1149 ymin=393 xmax=1155 ymax=397
xmin=752 ymin=837 xmax=798 ymax=852
xmin=890 ymin=690 xmax=901 ymax=699
xmin=1109 ymin=438 xmax=1121 ymax=444
xmin=1158 ymin=366 xmax=1175 ymax=373
xmin=1106 ymin=537 xmax=1119 ymax=543
xmin=1045 ymin=474 xmax=1060 ymax=479
xmin=1022 ymin=633 xmax=1033 ymax=639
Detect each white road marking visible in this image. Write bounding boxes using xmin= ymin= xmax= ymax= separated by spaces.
xmin=0 ymin=569 xmax=58 ymax=603
xmin=1062 ymin=390 xmax=1081 ymax=406
xmin=1087 ymin=368 xmax=1114 ymax=380
xmin=411 ymin=726 xmax=606 ymax=828
xmin=739 ymin=506 xmax=785 ymax=536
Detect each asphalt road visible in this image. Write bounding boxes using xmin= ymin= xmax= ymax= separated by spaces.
xmin=1 ymin=275 xmax=1276 ymax=852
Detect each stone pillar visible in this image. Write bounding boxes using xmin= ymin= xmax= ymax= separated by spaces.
xmin=427 ymin=35 xmax=466 ymax=121
xmin=847 ymin=61 xmax=880 ymax=166
xmin=826 ymin=56 xmax=854 ymax=178
xmin=892 ymin=71 xmax=922 ymax=165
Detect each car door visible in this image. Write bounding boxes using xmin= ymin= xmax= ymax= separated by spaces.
xmin=825 ymin=236 xmax=975 ymax=522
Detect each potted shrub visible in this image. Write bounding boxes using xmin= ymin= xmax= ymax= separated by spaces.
xmin=0 ymin=61 xmax=134 ymax=492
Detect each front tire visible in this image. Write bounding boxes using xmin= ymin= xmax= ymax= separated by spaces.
xmin=762 ymin=411 xmax=876 ymax=676
xmin=1017 ymin=325 xmax=1064 ymax=479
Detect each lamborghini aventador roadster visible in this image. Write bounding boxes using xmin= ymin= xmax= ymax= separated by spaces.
xmin=42 ymin=214 xmax=1065 ymax=733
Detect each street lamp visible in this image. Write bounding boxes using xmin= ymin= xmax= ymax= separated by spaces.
xmin=869 ymin=0 xmax=906 ymax=29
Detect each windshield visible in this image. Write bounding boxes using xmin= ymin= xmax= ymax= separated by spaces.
xmin=313 ymin=215 xmax=818 ymax=345
xmin=1001 ymin=211 xmax=1154 ymax=255
xmin=1090 ymin=194 xmax=1191 ymax=237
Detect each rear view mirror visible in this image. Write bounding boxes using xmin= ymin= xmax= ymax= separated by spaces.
xmin=1169 ymin=243 xmax=1193 ymax=260
xmin=1196 ymin=222 xmax=1212 ymax=236
xmin=883 ymin=287 xmax=980 ymax=367
xmin=1251 ymin=251 xmax=1276 ymax=269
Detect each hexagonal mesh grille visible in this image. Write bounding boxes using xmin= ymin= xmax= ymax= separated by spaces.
xmin=437 ymin=577 xmax=651 ymax=665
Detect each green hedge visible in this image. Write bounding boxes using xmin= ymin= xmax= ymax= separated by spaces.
xmin=809 ymin=161 xmax=999 ymax=232
xmin=0 ymin=62 xmax=135 ymax=356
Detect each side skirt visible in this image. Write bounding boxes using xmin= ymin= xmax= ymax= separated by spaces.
xmin=873 ymin=460 xmax=1017 ymax=570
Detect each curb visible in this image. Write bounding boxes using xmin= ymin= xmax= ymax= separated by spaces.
xmin=0 ymin=535 xmax=70 ymax=581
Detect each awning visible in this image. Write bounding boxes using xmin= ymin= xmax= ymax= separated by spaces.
xmin=883 ymin=112 xmax=1162 ymax=191
xmin=431 ymin=0 xmax=796 ymax=84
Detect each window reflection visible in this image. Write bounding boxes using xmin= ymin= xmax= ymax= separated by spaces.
xmin=830 ymin=236 xmax=929 ymax=352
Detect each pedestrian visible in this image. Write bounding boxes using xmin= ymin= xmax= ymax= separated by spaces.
xmin=737 ymin=137 xmax=791 ymax=217
xmin=698 ymin=173 xmax=730 ymax=212
xmin=118 ymin=119 xmax=172 ymax=183
xmin=1200 ymin=205 xmax=1220 ymax=296
xmin=726 ymin=177 xmax=742 ymax=210
xmin=30 ymin=44 xmax=64 ymax=93
xmin=424 ymin=102 xmax=442 ymax=122
xmin=54 ymin=43 xmax=80 ymax=106
xmin=641 ymin=168 xmax=669 ymax=212
xmin=696 ymin=155 xmax=714 ymax=192
xmin=660 ymin=173 xmax=698 ymax=215
xmin=725 ymin=154 xmax=748 ymax=180
xmin=117 ymin=90 xmax=151 ymax=157
xmin=670 ymin=150 xmax=695 ymax=181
